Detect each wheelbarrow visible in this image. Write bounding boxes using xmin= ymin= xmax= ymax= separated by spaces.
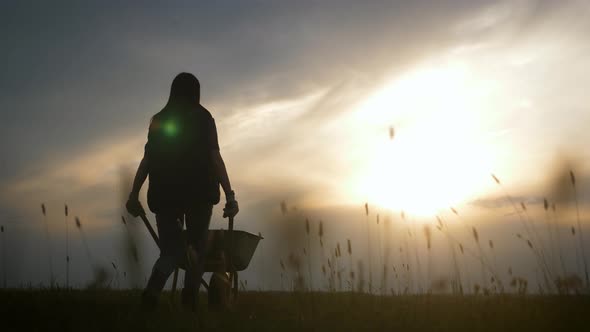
xmin=139 ymin=213 xmax=262 ymax=308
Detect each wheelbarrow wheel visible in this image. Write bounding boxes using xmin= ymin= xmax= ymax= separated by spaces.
xmin=208 ymin=272 xmax=233 ymax=310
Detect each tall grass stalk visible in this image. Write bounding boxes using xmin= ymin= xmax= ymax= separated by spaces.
xmin=551 ymin=203 xmax=568 ymax=277
xmin=376 ymin=214 xmax=384 ymax=294
xmin=280 ymin=259 xmax=286 ymax=291
xmin=347 ymin=239 xmax=354 ymax=292
xmin=423 ymin=225 xmax=432 ymax=293
xmin=304 ymin=218 xmax=316 ymax=318
xmin=449 ymin=208 xmax=486 ymax=290
xmin=410 ymin=218 xmax=424 ymax=294
xmin=110 ymin=262 xmax=119 ymax=289
xmin=571 ymin=227 xmax=583 ymax=281
xmin=75 ymin=217 xmax=95 ymax=270
xmin=437 ymin=216 xmax=462 ymax=294
xmin=318 ymin=221 xmax=326 ymax=290
xmin=336 ymin=243 xmax=343 ymax=291
xmin=401 ymin=219 xmax=413 ymax=292
xmin=436 ymin=219 xmax=501 ymax=291
xmin=1 ymin=225 xmax=5 ymax=288
xmin=543 ymin=199 xmax=557 ymax=275
xmin=64 ymin=204 xmax=70 ymax=289
xmin=519 ymin=201 xmax=555 ymax=286
xmin=258 ymin=232 xmax=265 ymax=290
xmin=41 ymin=204 xmax=54 ymax=287
xmin=488 ymin=239 xmax=503 ymax=292
xmin=570 ymin=170 xmax=589 ymax=287
xmin=517 ymin=233 xmax=552 ymax=292
xmin=458 ymin=243 xmax=472 ymax=294
xmin=491 ymin=174 xmax=554 ymax=292
xmin=364 ymin=203 xmax=373 ymax=294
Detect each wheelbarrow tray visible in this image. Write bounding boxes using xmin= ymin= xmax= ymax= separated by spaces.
xmin=203 ymin=229 xmax=262 ymax=272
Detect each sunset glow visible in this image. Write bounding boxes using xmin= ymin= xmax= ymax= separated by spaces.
xmin=350 ymin=62 xmax=497 ymax=216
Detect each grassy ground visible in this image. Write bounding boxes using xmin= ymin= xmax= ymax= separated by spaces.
xmin=1 ymin=290 xmax=589 ymax=331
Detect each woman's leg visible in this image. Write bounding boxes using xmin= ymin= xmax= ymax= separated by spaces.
xmin=182 ymin=203 xmax=213 ymax=310
xmin=143 ymin=212 xmax=184 ymax=307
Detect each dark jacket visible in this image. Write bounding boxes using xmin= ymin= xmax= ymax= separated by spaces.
xmin=145 ymin=104 xmax=220 ymax=213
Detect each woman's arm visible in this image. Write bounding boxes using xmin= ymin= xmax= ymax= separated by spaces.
xmin=129 ymin=156 xmax=149 ymax=200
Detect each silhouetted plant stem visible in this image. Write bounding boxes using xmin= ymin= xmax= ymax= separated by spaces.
xmin=304 ymin=218 xmax=316 ymax=319
xmin=1 ymin=225 xmax=5 ymax=288
xmin=364 ymin=203 xmax=373 ymax=294
xmin=376 ymin=214 xmax=384 ymax=295
xmin=437 ymin=216 xmax=462 ymax=294
xmin=551 ymin=204 xmax=568 ymax=277
xmin=347 ymin=239 xmax=354 ymax=292
xmin=491 ymin=174 xmax=554 ymax=292
xmin=75 ymin=217 xmax=96 ymax=271
xmin=570 ymin=170 xmax=589 ymax=288
xmin=41 ymin=204 xmax=54 ymax=287
xmin=65 ymin=204 xmax=70 ymax=289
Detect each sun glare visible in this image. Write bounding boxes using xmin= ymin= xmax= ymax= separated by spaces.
xmin=349 ymin=62 xmax=495 ymax=217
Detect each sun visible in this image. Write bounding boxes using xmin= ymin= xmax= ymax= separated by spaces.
xmin=347 ymin=62 xmax=495 ymax=217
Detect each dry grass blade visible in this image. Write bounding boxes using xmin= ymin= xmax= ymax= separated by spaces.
xmin=544 ymin=198 xmax=548 ymax=211
xmin=491 ymin=174 xmax=501 ymax=185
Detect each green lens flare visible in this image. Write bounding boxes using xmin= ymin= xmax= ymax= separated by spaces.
xmin=163 ymin=120 xmax=178 ymax=137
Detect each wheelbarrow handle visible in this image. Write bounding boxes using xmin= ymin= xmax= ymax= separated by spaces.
xmin=227 ymin=215 xmax=238 ymax=299
xmin=140 ymin=213 xmax=160 ymax=249
xmin=227 ymin=216 xmax=234 ymax=263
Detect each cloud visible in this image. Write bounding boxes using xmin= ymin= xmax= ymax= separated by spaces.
xmin=2 ymin=1 xmax=590 ymax=288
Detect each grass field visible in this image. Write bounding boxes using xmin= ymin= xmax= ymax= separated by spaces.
xmin=1 ymin=290 xmax=589 ymax=331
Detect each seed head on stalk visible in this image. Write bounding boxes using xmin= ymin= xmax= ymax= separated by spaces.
xmin=64 ymin=203 xmax=70 ymax=288
xmin=491 ymin=174 xmax=501 ymax=185
xmin=423 ymin=225 xmax=432 ymax=250
xmin=40 ymin=203 xmax=54 ymax=287
xmin=543 ymin=198 xmax=548 ymax=211
xmin=1 ymin=225 xmax=5 ymax=288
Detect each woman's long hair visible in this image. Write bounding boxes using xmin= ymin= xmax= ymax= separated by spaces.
xmin=165 ymin=72 xmax=200 ymax=111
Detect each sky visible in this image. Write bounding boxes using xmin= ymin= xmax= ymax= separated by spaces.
xmin=1 ymin=0 xmax=589 ymax=291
